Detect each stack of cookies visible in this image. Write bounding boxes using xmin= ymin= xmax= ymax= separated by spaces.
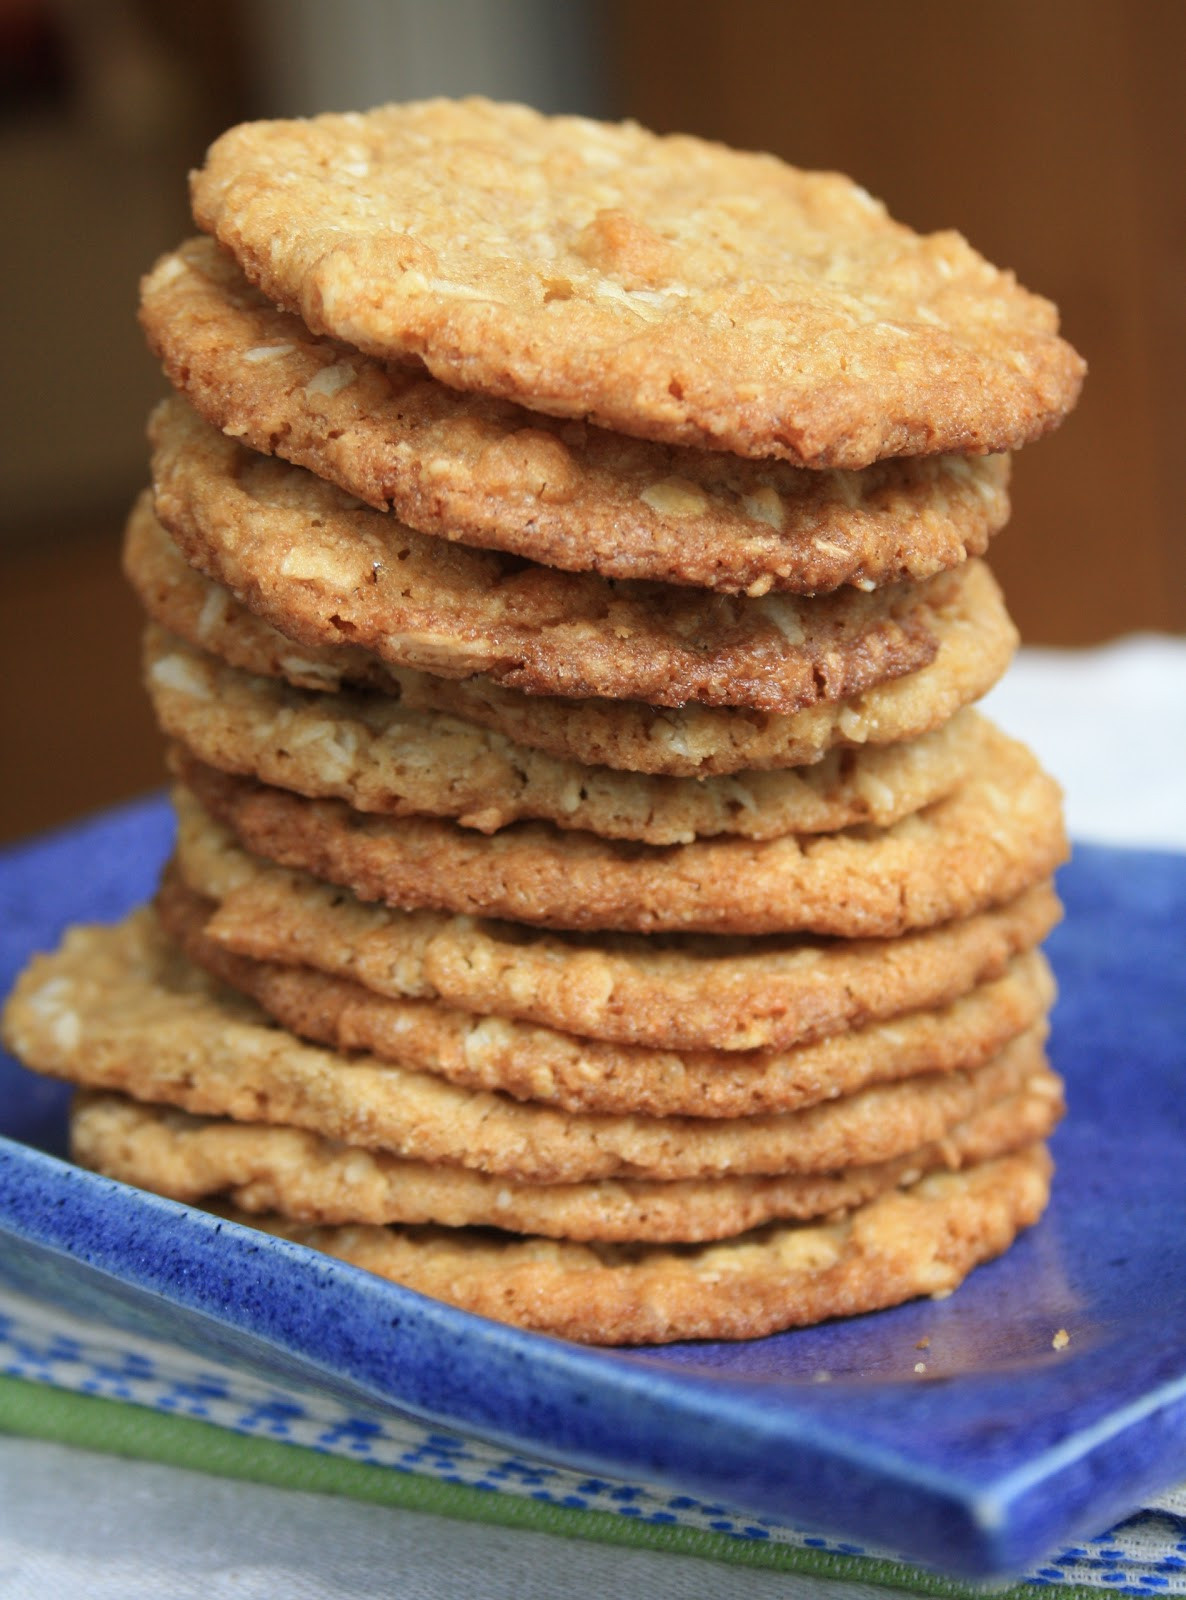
xmin=3 ymin=101 xmax=1083 ymax=1344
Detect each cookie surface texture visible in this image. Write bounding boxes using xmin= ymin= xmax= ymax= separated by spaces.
xmin=191 ymin=100 xmax=1084 ymax=466
xmin=149 ymin=396 xmax=947 ymax=714
xmin=157 ymin=866 xmax=1057 ymax=1119
xmin=174 ymin=794 xmax=1063 ymax=1053
xmin=71 ymin=1087 xmax=1061 ymax=1244
xmin=127 ymin=499 xmax=1018 ymax=776
xmin=219 ymin=1149 xmax=1055 ymax=1343
xmin=2 ymin=911 xmax=1050 ymax=1184
xmin=145 ymin=624 xmax=988 ymax=843
xmin=141 ymin=237 xmax=1012 ymax=594
xmin=172 ymin=722 xmax=1068 ymax=936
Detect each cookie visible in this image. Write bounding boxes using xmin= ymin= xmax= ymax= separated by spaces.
xmin=158 ymin=867 xmax=1056 ymax=1119
xmin=175 ymin=796 xmax=1062 ymax=1053
xmin=126 ymin=497 xmax=1018 ymax=776
xmin=213 ymin=1148 xmax=1054 ymax=1343
xmin=1 ymin=909 xmax=1048 ymax=1183
xmin=171 ymin=722 xmax=1067 ymax=936
xmin=190 ymin=99 xmax=1084 ymax=467
xmin=149 ymin=396 xmax=947 ymax=714
xmin=145 ymin=625 xmax=988 ymax=844
xmin=141 ymin=237 xmax=1012 ymax=594
xmin=71 ymin=1084 xmax=1061 ymax=1244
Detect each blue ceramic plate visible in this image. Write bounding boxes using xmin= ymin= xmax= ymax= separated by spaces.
xmin=2 ymin=797 xmax=1185 ymax=1579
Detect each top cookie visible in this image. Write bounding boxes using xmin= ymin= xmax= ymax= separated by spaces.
xmin=191 ymin=99 xmax=1085 ymax=467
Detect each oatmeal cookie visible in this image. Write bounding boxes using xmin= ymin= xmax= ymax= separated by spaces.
xmin=175 ymin=796 xmax=1062 ymax=1053
xmin=126 ymin=498 xmax=1017 ymax=776
xmin=71 ymin=1086 xmax=1061 ymax=1244
xmin=141 ymin=236 xmax=1011 ymax=594
xmin=149 ymin=396 xmax=946 ymax=713
xmin=212 ymin=1149 xmax=1056 ymax=1343
xmin=191 ymin=99 xmax=1084 ymax=466
xmin=159 ymin=866 xmax=1055 ymax=1119
xmin=3 ymin=909 xmax=1047 ymax=1184
xmin=171 ymin=724 xmax=1067 ymax=937
xmin=145 ymin=624 xmax=988 ymax=843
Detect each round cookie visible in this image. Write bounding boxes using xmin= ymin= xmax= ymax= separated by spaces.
xmin=175 ymin=796 xmax=1063 ymax=1053
xmin=172 ymin=723 xmax=1068 ymax=937
xmin=215 ymin=1148 xmax=1055 ymax=1344
xmin=71 ymin=1087 xmax=1062 ymax=1244
xmin=2 ymin=909 xmax=1049 ymax=1184
xmin=125 ymin=496 xmax=1018 ymax=777
xmin=145 ymin=624 xmax=990 ymax=844
xmin=191 ymin=99 xmax=1084 ymax=467
xmin=158 ymin=866 xmax=1056 ymax=1119
xmin=149 ymin=396 xmax=946 ymax=714
xmin=141 ymin=237 xmax=1012 ymax=595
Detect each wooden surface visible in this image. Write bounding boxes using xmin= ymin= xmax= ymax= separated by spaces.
xmin=1 ymin=515 xmax=163 ymax=846
xmin=608 ymin=0 xmax=1186 ymax=644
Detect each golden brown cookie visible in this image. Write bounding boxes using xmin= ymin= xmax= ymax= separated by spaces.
xmin=158 ymin=866 xmax=1056 ymax=1119
xmin=215 ymin=1147 xmax=1055 ymax=1343
xmin=172 ymin=722 xmax=1067 ymax=937
xmin=191 ymin=100 xmax=1083 ymax=467
xmin=1 ymin=909 xmax=1049 ymax=1184
xmin=149 ymin=396 xmax=949 ymax=714
xmin=126 ymin=497 xmax=1018 ymax=776
xmin=174 ymin=795 xmax=1063 ymax=1053
xmin=141 ymin=237 xmax=1012 ymax=594
xmin=125 ymin=494 xmax=385 ymax=694
xmin=71 ymin=1085 xmax=1061 ymax=1245
xmin=145 ymin=624 xmax=989 ymax=844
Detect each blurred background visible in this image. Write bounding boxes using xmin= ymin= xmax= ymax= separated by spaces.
xmin=1 ymin=0 xmax=1182 ymax=842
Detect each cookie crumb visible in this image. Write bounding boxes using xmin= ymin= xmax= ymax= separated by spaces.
xmin=915 ymin=1335 xmax=931 ymax=1350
